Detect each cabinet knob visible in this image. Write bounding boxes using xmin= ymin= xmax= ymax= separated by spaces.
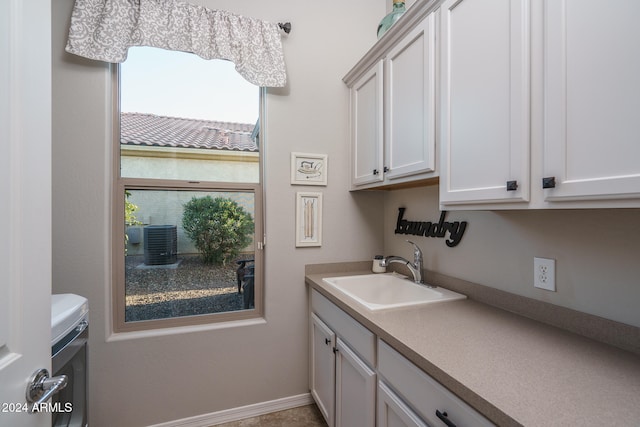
xmin=506 ymin=180 xmax=518 ymax=191
xmin=542 ymin=176 xmax=556 ymax=189
xmin=325 ymin=338 xmax=331 ymax=346
xmin=373 ymin=169 xmax=379 ymax=175
xmin=383 ymin=166 xmax=389 ymax=173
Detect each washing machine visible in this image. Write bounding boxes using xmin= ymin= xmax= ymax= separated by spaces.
xmin=51 ymin=294 xmax=88 ymax=427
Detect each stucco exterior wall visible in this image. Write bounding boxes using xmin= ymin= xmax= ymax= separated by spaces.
xmin=121 ymin=146 xmax=259 ymax=182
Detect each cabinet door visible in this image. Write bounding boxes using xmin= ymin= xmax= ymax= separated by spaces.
xmin=311 ymin=314 xmax=336 ymax=427
xmin=543 ymin=0 xmax=640 ymax=202
xmin=378 ymin=381 xmax=429 ymax=427
xmin=385 ymin=13 xmax=436 ymax=180
xmin=440 ymin=0 xmax=530 ymax=205
xmin=351 ymin=60 xmax=384 ymax=186
xmin=335 ymin=338 xmax=376 ymax=427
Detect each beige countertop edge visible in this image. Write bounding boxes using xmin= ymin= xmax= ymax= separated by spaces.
xmin=305 ymin=266 xmax=640 ymax=427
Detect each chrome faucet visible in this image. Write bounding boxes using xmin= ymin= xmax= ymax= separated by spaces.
xmin=379 ymin=240 xmax=425 ymax=285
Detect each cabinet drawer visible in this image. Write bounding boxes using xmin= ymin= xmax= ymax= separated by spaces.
xmin=311 ymin=289 xmax=375 ymax=367
xmin=378 ymin=340 xmax=494 ymax=427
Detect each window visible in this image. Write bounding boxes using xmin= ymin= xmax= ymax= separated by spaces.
xmin=113 ymin=47 xmax=264 ymax=332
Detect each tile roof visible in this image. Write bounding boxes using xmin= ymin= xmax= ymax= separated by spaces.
xmin=120 ymin=112 xmax=258 ymax=152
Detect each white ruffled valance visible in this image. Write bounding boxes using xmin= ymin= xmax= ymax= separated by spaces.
xmin=65 ymin=0 xmax=287 ymax=87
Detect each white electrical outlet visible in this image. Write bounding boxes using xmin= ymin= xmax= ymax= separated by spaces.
xmin=534 ymin=257 xmax=556 ymax=291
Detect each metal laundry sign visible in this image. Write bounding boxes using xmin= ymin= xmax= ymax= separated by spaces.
xmin=394 ymin=208 xmax=467 ymax=247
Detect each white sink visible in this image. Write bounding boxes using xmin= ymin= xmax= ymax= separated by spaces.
xmin=322 ymin=273 xmax=466 ymax=311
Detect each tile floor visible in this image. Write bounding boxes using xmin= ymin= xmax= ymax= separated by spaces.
xmin=213 ymin=404 xmax=328 ymax=427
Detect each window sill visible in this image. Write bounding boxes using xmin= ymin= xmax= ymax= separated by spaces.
xmin=106 ymin=316 xmax=267 ymax=342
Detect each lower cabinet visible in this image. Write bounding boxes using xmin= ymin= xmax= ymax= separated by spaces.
xmin=310 ymin=289 xmax=495 ymax=427
xmin=378 ymin=340 xmax=494 ymax=427
xmin=310 ymin=290 xmax=377 ymax=427
xmin=310 ymin=313 xmax=336 ymax=425
xmin=378 ymin=381 xmax=428 ymax=427
xmin=335 ymin=338 xmax=376 ymax=427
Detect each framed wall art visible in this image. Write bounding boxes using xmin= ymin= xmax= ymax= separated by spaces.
xmin=291 ymin=152 xmax=327 ymax=186
xmin=295 ymin=192 xmax=322 ymax=247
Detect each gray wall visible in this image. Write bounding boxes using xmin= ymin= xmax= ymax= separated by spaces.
xmin=52 ymin=1 xmax=640 ymax=425
xmin=52 ymin=1 xmax=385 ymax=425
xmin=383 ymin=186 xmax=640 ymax=328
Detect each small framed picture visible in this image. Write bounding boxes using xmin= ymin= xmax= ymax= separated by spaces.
xmin=291 ymin=152 xmax=327 ymax=186
xmin=296 ymin=192 xmax=322 ymax=247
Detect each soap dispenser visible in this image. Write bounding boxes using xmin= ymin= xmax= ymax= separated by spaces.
xmin=372 ymin=255 xmax=386 ymax=273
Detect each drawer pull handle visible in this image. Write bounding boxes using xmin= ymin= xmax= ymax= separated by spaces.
xmin=436 ymin=410 xmax=457 ymax=427
xmin=542 ymin=176 xmax=556 ymax=189
xmin=325 ymin=338 xmax=331 ymax=346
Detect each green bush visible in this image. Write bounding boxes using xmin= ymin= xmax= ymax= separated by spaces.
xmin=125 ymin=190 xmax=142 ymax=254
xmin=125 ymin=190 xmax=142 ymax=226
xmin=182 ymin=196 xmax=254 ymax=265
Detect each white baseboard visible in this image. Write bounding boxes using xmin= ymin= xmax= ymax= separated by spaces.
xmin=148 ymin=393 xmax=315 ymax=427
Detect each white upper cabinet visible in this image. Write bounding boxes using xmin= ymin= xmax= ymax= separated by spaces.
xmin=345 ymin=4 xmax=438 ymax=190
xmin=385 ymin=16 xmax=436 ymax=181
xmin=351 ymin=61 xmax=385 ymax=186
xmin=348 ymin=0 xmax=640 ymax=207
xmin=440 ymin=0 xmax=640 ymax=209
xmin=439 ymin=0 xmax=531 ymax=205
xmin=542 ymin=0 xmax=640 ymax=204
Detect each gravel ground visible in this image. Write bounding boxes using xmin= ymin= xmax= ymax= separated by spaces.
xmin=125 ymin=254 xmax=253 ymax=322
